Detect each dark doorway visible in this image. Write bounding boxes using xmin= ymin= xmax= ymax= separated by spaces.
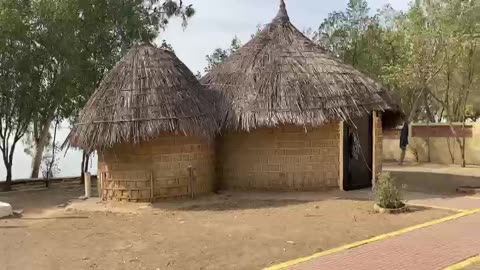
xmin=343 ymin=115 xmax=373 ymax=191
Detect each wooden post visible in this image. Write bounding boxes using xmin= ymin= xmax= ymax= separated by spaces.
xmin=338 ymin=121 xmax=345 ymax=191
xmin=84 ymin=172 xmax=91 ymax=198
xmin=188 ymin=166 xmax=195 ymax=199
xmin=96 ymin=173 xmax=101 ymax=198
xmin=150 ymin=172 xmax=154 ymax=202
xmin=372 ymin=112 xmax=377 ymax=189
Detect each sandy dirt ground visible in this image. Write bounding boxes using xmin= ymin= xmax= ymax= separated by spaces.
xmin=0 ymin=182 xmax=452 ymax=270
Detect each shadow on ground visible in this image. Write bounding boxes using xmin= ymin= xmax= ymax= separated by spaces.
xmin=152 ymin=191 xmax=371 ymax=212
xmin=0 ymin=181 xmax=89 ymax=216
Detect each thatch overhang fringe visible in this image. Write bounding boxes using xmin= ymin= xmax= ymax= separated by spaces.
xmin=201 ymin=0 xmax=403 ymax=132
xmin=68 ymin=43 xmax=218 ymax=151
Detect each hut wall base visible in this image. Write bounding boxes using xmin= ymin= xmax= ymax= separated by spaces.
xmin=98 ymin=136 xmax=215 ymax=202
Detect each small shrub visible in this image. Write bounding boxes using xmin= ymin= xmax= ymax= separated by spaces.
xmin=374 ymin=173 xmax=405 ymax=209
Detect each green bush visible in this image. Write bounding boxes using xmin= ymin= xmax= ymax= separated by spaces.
xmin=374 ymin=173 xmax=405 ymax=209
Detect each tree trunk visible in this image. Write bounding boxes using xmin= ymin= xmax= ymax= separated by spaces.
xmin=30 ymin=119 xmax=52 ymax=178
xmin=408 ymin=88 xmax=427 ymax=122
xmin=80 ymin=151 xmax=86 ymax=184
xmin=45 ymin=120 xmax=59 ymax=188
xmin=80 ymin=151 xmax=90 ymax=184
xmin=85 ymin=153 xmax=90 ymax=173
xmin=423 ymin=95 xmax=433 ymax=162
xmin=423 ymin=93 xmax=435 ymax=123
xmin=3 ymin=166 xmax=12 ymax=191
xmin=461 ymin=136 xmax=466 ymax=168
xmin=447 ymin=122 xmax=466 ymax=167
xmin=446 ymin=137 xmax=455 ymax=164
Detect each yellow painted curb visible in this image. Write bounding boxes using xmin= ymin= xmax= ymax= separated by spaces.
xmin=444 ymin=255 xmax=480 ymax=270
xmin=407 ymin=203 xmax=465 ymax=213
xmin=264 ymin=209 xmax=480 ymax=270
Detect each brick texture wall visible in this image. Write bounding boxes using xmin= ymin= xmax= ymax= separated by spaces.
xmin=217 ymin=124 xmax=340 ymax=191
xmin=383 ymin=123 xmax=480 ymax=165
xmin=98 ymin=136 xmax=215 ymax=201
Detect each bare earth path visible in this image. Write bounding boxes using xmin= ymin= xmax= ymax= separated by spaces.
xmin=0 ymin=184 xmax=452 ymax=270
xmin=282 ymin=196 xmax=480 ymax=270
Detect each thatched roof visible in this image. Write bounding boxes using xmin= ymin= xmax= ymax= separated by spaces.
xmin=69 ymin=43 xmax=217 ymax=151
xmin=201 ymin=0 xmax=403 ymax=131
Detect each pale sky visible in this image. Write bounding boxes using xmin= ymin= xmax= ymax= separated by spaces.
xmin=0 ymin=0 xmax=409 ymax=181
xmin=160 ymin=0 xmax=410 ymax=74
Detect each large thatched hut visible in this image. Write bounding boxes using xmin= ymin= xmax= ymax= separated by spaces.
xmin=69 ymin=43 xmax=217 ymax=202
xmin=202 ymin=0 xmax=402 ymax=191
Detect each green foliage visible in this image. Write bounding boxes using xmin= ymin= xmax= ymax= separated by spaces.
xmin=31 ymin=0 xmax=196 ymax=123
xmin=0 ymin=0 xmax=40 ymax=185
xmin=205 ymin=36 xmax=241 ymax=73
xmin=204 ymin=24 xmax=265 ymax=74
xmin=160 ymin=40 xmax=175 ymax=52
xmin=0 ymin=0 xmax=196 ymax=181
xmin=315 ymin=0 xmax=479 ymax=124
xmin=465 ymin=105 xmax=480 ymax=122
xmin=374 ymin=173 xmax=405 ymax=209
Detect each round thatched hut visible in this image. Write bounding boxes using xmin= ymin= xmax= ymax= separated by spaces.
xmin=202 ymin=1 xmax=402 ymax=191
xmin=69 ymin=43 xmax=218 ymax=202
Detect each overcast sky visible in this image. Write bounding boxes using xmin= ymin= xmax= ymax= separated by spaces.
xmin=159 ymin=0 xmax=410 ymax=74
xmin=0 ymin=0 xmax=410 ymax=181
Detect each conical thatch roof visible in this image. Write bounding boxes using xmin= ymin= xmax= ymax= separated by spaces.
xmin=201 ymin=0 xmax=403 ymax=131
xmin=69 ymin=43 xmax=217 ymax=151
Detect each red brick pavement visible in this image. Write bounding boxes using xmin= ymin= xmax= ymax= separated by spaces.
xmin=409 ymin=196 xmax=480 ymax=211
xmin=288 ymin=213 xmax=480 ymax=270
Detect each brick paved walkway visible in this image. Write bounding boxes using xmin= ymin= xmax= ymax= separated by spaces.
xmin=409 ymin=196 xmax=480 ymax=211
xmin=284 ymin=197 xmax=480 ymax=270
xmin=288 ymin=212 xmax=480 ymax=270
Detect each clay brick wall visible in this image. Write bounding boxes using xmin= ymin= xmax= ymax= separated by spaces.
xmin=383 ymin=123 xmax=480 ymax=165
xmin=216 ymin=124 xmax=340 ymax=191
xmin=98 ymin=136 xmax=215 ymax=201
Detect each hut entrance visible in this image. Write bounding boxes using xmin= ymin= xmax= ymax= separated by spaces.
xmin=343 ymin=115 xmax=373 ymax=190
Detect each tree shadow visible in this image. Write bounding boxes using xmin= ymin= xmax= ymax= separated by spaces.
xmin=20 ymin=216 xmax=89 ymax=220
xmin=406 ymin=205 xmax=431 ymax=213
xmin=0 ymin=225 xmax=28 ymax=229
xmin=0 ymin=181 xmax=93 ymax=215
xmin=2 ymin=215 xmax=89 ymax=221
xmin=152 ymin=194 xmax=332 ymax=211
xmin=174 ymin=198 xmax=311 ymax=211
xmin=152 ymin=191 xmax=360 ymax=212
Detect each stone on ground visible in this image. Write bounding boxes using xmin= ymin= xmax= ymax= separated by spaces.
xmin=0 ymin=201 xmax=13 ymax=218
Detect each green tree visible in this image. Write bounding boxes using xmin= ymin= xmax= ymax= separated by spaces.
xmin=0 ymin=0 xmax=39 ymax=190
xmin=203 ymin=25 xmax=265 ymax=74
xmin=160 ymin=39 xmax=175 ymax=52
xmin=0 ymin=0 xmax=196 ymax=185
xmin=25 ymin=0 xmax=195 ymax=179
xmin=315 ymin=0 xmax=371 ymax=65
xmin=316 ymin=0 xmax=479 ymax=166
xmin=205 ymin=36 xmax=241 ymax=72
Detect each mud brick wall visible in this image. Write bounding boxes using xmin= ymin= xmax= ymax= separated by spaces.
xmin=383 ymin=123 xmax=480 ymax=165
xmin=98 ymin=136 xmax=215 ymax=201
xmin=216 ymin=124 xmax=340 ymax=191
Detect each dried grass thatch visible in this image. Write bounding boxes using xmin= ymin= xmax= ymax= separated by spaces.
xmin=201 ymin=0 xmax=403 ymax=131
xmin=69 ymin=43 xmax=217 ymax=151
